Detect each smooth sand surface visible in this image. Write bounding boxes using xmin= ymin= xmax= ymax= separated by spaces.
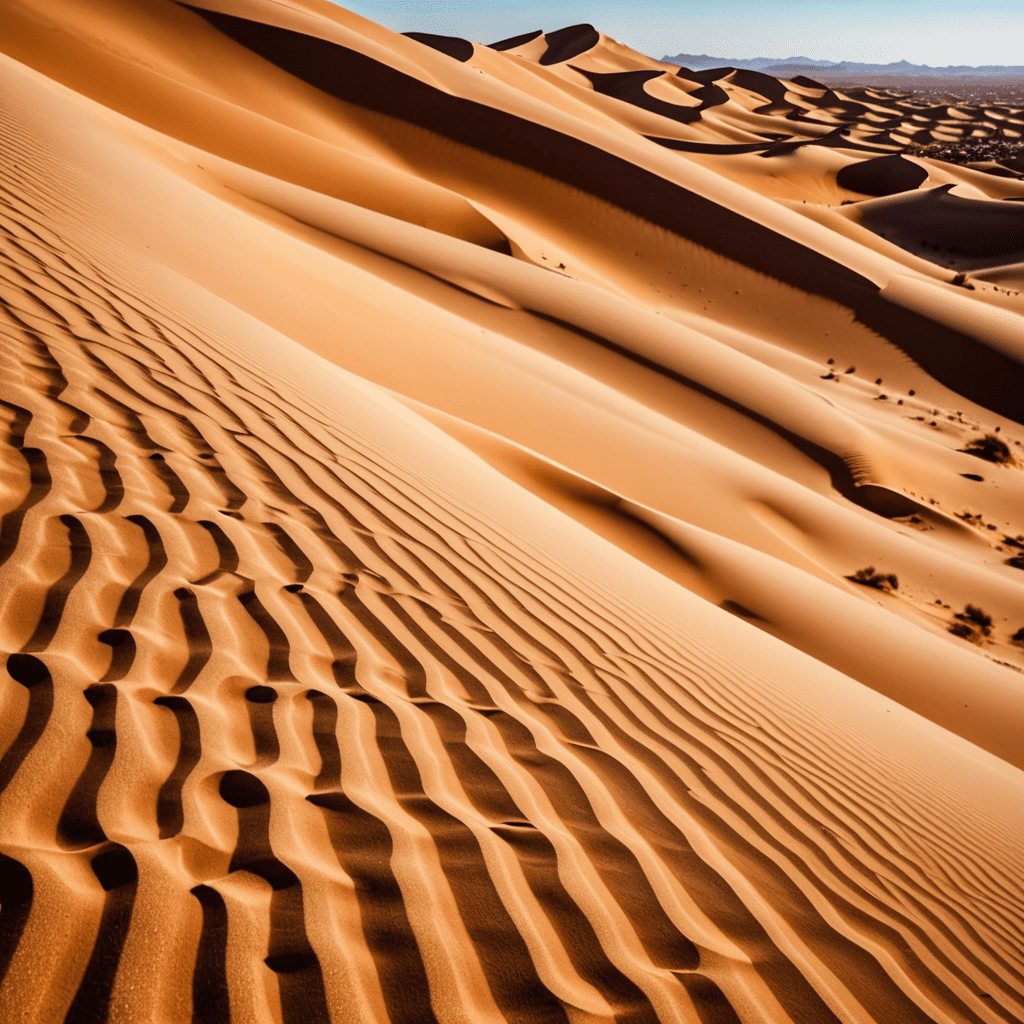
xmin=1 ymin=2 xmax=1023 ymax=1022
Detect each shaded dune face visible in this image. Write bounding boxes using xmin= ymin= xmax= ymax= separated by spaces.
xmin=402 ymin=32 xmax=475 ymax=64
xmin=856 ymin=185 xmax=1024 ymax=266
xmin=0 ymin=2 xmax=1023 ymax=1023
xmin=835 ymin=154 xmax=930 ymax=196
xmin=537 ymin=24 xmax=602 ymax=66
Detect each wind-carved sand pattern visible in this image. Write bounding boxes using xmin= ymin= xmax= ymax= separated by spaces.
xmin=1 ymin=2 xmax=1024 ymax=1023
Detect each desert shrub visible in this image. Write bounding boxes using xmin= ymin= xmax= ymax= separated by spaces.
xmin=959 ymin=434 xmax=1013 ymax=464
xmin=951 ymin=604 xmax=993 ymax=638
xmin=1011 ymin=628 xmax=1024 ymax=645
xmin=965 ymin=604 xmax=993 ymax=630
xmin=949 ymin=622 xmax=976 ymax=640
xmin=846 ymin=566 xmax=898 ymax=591
xmin=1006 ymin=553 xmax=1024 ymax=570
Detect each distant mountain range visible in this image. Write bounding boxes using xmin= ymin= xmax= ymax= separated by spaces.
xmin=660 ymin=53 xmax=1024 ymax=77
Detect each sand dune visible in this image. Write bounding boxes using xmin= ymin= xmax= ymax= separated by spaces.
xmin=1 ymin=2 xmax=1023 ymax=1022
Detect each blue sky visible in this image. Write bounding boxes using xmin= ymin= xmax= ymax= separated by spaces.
xmin=341 ymin=1 xmax=1024 ymax=65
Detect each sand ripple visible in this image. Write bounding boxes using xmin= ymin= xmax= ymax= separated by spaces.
xmin=1 ymin=2 xmax=1023 ymax=1022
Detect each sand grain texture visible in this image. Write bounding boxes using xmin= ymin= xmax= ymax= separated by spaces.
xmin=1 ymin=2 xmax=1023 ymax=1022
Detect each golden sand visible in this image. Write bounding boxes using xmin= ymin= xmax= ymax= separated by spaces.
xmin=1 ymin=3 xmax=1022 ymax=1021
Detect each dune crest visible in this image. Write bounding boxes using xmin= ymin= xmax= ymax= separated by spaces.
xmin=1 ymin=2 xmax=1023 ymax=1022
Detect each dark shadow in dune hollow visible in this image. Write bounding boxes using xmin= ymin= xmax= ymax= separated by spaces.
xmin=857 ymin=184 xmax=1024 ymax=267
xmin=837 ymin=154 xmax=930 ymax=196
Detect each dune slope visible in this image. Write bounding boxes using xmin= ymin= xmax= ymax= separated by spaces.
xmin=1 ymin=2 xmax=1023 ymax=1022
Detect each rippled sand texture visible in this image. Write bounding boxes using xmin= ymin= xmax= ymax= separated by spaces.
xmin=1 ymin=2 xmax=1024 ymax=1023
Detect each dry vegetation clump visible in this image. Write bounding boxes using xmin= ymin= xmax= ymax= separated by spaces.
xmin=1003 ymin=535 xmax=1024 ymax=571
xmin=1011 ymin=628 xmax=1024 ymax=645
xmin=912 ymin=137 xmax=1024 ymax=171
xmin=949 ymin=604 xmax=993 ymax=641
xmin=846 ymin=566 xmax=899 ymax=591
xmin=959 ymin=433 xmax=1014 ymax=464
xmin=835 ymin=77 xmax=1024 ymax=107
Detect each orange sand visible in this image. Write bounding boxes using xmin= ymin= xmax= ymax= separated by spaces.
xmin=1 ymin=2 xmax=1022 ymax=1022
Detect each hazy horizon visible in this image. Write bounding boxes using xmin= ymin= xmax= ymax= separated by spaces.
xmin=341 ymin=0 xmax=1024 ymax=66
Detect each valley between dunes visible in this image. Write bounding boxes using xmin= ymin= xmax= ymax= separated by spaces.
xmin=1 ymin=2 xmax=1023 ymax=1022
